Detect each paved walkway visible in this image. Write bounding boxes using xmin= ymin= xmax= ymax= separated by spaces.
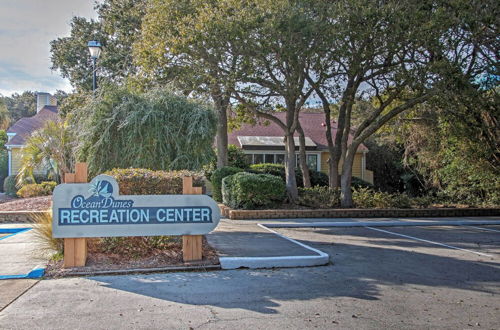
xmin=0 ymin=224 xmax=46 ymax=279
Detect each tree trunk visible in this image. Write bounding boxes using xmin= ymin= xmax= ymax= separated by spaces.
xmin=297 ymin=123 xmax=311 ymax=188
xmin=215 ymin=102 xmax=228 ymax=169
xmin=340 ymin=148 xmax=357 ymax=208
xmin=284 ymin=133 xmax=299 ymax=202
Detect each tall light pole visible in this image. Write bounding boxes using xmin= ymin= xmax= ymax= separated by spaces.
xmin=87 ymin=40 xmax=102 ymax=92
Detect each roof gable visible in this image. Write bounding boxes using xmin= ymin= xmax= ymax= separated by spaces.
xmin=6 ymin=106 xmax=59 ymax=147
xmin=228 ymin=112 xmax=368 ymax=152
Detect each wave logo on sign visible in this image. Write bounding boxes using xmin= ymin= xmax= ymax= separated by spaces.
xmin=71 ymin=180 xmax=134 ymax=209
xmin=90 ymin=180 xmax=113 ymax=198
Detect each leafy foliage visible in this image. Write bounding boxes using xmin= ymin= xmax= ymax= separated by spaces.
xmin=50 ymin=0 xmax=146 ymax=91
xmin=72 ymin=85 xmax=216 ymax=176
xmin=210 ymin=166 xmax=244 ymax=202
xmin=3 ymin=175 xmax=18 ymax=197
xmin=17 ymin=120 xmax=75 ymax=185
xmin=17 ymin=182 xmax=57 ymax=198
xmin=222 ymin=172 xmax=286 ymax=209
xmin=352 ymin=187 xmax=411 ymax=209
xmin=297 ymin=187 xmax=341 ymax=209
xmin=249 ymin=163 xmax=328 ymax=187
xmin=105 ymin=168 xmax=204 ymax=195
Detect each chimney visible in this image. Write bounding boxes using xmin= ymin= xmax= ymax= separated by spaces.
xmin=36 ymin=92 xmax=57 ymax=112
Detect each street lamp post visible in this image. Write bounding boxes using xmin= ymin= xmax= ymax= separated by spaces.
xmin=87 ymin=40 xmax=102 ymax=92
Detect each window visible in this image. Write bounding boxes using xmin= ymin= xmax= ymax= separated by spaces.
xmin=307 ymin=154 xmax=318 ymax=170
xmin=265 ymin=154 xmax=275 ymax=163
xmin=245 ymin=152 xmax=315 ymax=168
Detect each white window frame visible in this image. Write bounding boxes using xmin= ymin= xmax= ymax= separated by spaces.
xmin=243 ymin=150 xmax=321 ymax=172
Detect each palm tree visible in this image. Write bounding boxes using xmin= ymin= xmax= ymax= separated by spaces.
xmin=17 ymin=120 xmax=75 ymax=186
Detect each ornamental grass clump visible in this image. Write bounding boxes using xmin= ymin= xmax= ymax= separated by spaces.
xmin=222 ymin=172 xmax=286 ymax=209
xmin=30 ymin=210 xmax=63 ymax=256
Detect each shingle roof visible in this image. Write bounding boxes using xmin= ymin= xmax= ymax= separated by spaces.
xmin=228 ymin=112 xmax=368 ymax=152
xmin=6 ymin=106 xmax=59 ymax=147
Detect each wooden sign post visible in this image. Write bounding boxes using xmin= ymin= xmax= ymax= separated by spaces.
xmin=182 ymin=176 xmax=203 ymax=262
xmin=63 ymin=162 xmax=88 ymax=268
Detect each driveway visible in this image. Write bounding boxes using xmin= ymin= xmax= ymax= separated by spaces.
xmin=1 ymin=218 xmax=499 ymax=329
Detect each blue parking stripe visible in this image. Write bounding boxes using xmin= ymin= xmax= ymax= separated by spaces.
xmin=0 ymin=228 xmax=31 ymax=241
xmin=0 ymin=268 xmax=45 ymax=280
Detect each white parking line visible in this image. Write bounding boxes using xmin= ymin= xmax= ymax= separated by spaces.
xmin=366 ymin=226 xmax=494 ymax=258
xmin=464 ymin=226 xmax=500 ymax=233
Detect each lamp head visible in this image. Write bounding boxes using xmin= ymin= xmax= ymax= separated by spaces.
xmin=87 ymin=40 xmax=102 ymax=59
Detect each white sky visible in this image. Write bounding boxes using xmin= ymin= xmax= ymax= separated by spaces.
xmin=0 ymin=0 xmax=98 ymax=96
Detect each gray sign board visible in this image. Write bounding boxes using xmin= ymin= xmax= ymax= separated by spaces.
xmin=52 ymin=175 xmax=221 ymax=238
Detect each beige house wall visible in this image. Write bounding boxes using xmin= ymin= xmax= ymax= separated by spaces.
xmin=320 ymin=152 xmax=373 ymax=184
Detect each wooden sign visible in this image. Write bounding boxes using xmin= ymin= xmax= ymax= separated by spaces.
xmin=53 ymin=164 xmax=220 ymax=267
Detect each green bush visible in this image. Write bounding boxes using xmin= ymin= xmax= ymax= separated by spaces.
xmin=410 ymin=195 xmax=435 ymax=208
xmin=351 ymin=177 xmax=374 ymax=189
xmin=17 ymin=181 xmax=57 ymax=198
xmin=228 ymin=145 xmax=250 ymax=169
xmin=353 ymin=187 xmax=412 ymax=209
xmin=249 ymin=163 xmax=328 ymax=187
xmin=297 ymin=186 xmax=340 ymax=208
xmin=222 ymin=172 xmax=286 ymax=209
xmin=210 ymin=166 xmax=244 ymax=202
xmin=3 ymin=175 xmax=18 ymax=196
xmin=105 ymin=168 xmax=204 ymax=195
xmin=309 ymin=170 xmax=329 ymax=187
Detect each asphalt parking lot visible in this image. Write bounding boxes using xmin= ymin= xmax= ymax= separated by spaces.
xmin=1 ymin=221 xmax=499 ymax=329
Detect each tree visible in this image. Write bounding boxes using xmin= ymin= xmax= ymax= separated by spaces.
xmin=0 ymin=99 xmax=10 ymax=130
xmin=50 ymin=0 xmax=146 ymax=91
xmin=135 ymin=0 xmax=248 ymax=170
xmin=17 ymin=120 xmax=75 ymax=185
xmin=306 ymin=0 xmax=498 ymax=206
xmin=226 ymin=0 xmax=323 ymax=200
xmin=0 ymin=91 xmax=36 ymax=122
xmin=71 ymin=84 xmax=217 ymax=176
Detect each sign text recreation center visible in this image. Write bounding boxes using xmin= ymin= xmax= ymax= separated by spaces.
xmin=52 ymin=175 xmax=221 ymax=238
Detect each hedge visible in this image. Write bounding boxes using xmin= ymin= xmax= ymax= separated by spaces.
xmin=249 ymin=163 xmax=329 ymax=187
xmin=210 ymin=166 xmax=244 ymax=202
xmin=105 ymin=168 xmax=204 ymax=195
xmin=222 ymin=172 xmax=286 ymax=209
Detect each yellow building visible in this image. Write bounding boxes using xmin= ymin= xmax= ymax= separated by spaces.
xmin=5 ymin=93 xmax=58 ymax=176
xmin=228 ymin=113 xmax=373 ymax=184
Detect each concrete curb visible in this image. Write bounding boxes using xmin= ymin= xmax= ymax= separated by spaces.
xmin=50 ymin=264 xmax=222 ymax=277
xmin=264 ymin=220 xmax=500 ymax=229
xmin=218 ymin=224 xmax=330 ymax=270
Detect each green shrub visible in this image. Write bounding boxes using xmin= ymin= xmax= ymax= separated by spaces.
xmin=228 ymin=145 xmax=249 ymax=169
xmin=249 ymin=163 xmax=328 ymax=187
xmin=4 ymin=175 xmax=18 ymax=196
xmin=222 ymin=172 xmax=286 ymax=209
xmin=353 ymin=187 xmax=412 ymax=209
xmin=105 ymin=168 xmax=204 ymax=195
xmin=309 ymin=170 xmax=329 ymax=187
xmin=410 ymin=195 xmax=435 ymax=208
xmin=297 ymin=186 xmax=340 ymax=208
xmin=17 ymin=181 xmax=57 ymax=198
xmin=351 ymin=177 xmax=374 ymax=189
xmin=210 ymin=166 xmax=244 ymax=202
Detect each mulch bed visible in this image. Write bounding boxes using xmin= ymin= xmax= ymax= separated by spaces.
xmin=45 ymin=236 xmax=219 ymax=278
xmin=0 ymin=196 xmax=51 ymax=211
